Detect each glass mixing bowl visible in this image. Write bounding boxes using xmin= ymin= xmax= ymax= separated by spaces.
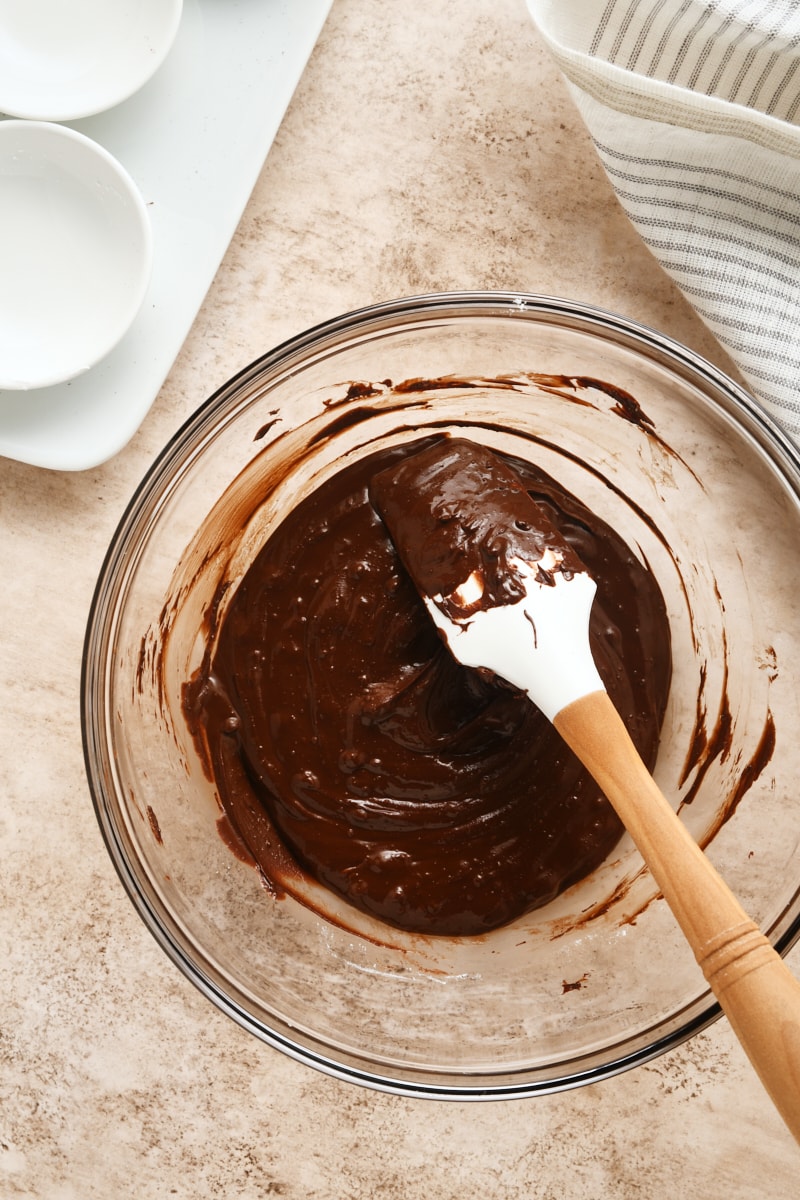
xmin=82 ymin=292 xmax=800 ymax=1098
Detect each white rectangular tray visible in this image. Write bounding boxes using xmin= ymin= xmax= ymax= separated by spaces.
xmin=0 ymin=0 xmax=333 ymax=471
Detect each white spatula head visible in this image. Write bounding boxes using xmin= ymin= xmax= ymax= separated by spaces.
xmin=370 ymin=437 xmax=606 ymax=721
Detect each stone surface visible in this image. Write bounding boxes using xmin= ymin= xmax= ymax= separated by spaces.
xmin=1 ymin=1 xmax=797 ymax=1196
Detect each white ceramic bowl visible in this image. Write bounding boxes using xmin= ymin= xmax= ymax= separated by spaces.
xmin=0 ymin=0 xmax=183 ymax=121
xmin=0 ymin=121 xmax=152 ymax=391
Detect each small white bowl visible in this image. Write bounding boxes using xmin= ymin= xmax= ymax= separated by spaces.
xmin=0 ymin=120 xmax=153 ymax=391
xmin=0 ymin=0 xmax=183 ymax=121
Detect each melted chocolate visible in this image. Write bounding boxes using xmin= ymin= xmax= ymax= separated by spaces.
xmin=184 ymin=436 xmax=672 ymax=936
xmin=369 ymin=438 xmax=586 ymax=620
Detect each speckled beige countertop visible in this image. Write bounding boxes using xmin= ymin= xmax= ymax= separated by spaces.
xmin=2 ymin=1 xmax=799 ymax=1196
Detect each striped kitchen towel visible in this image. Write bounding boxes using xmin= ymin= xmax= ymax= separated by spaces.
xmin=526 ymin=0 xmax=800 ymax=441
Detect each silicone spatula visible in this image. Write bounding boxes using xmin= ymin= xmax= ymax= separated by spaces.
xmin=371 ymin=435 xmax=800 ymax=1143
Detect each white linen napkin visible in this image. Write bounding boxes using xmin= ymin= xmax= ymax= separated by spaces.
xmin=526 ymin=0 xmax=800 ymax=441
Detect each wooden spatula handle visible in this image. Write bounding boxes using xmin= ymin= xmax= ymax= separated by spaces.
xmin=555 ymin=689 xmax=800 ymax=1144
